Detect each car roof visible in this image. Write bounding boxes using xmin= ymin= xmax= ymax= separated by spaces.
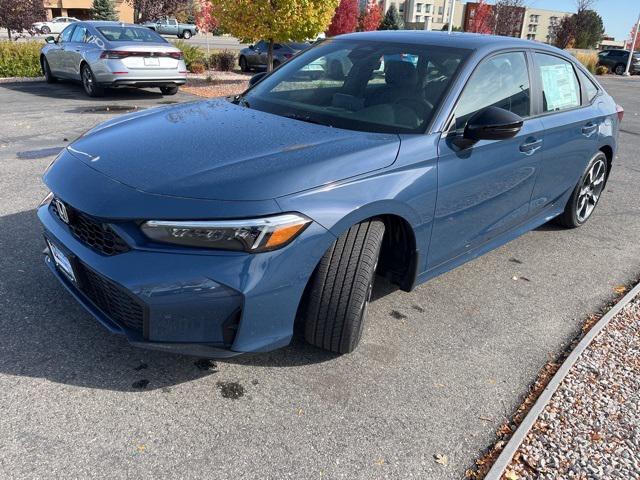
xmin=336 ymin=30 xmax=567 ymax=56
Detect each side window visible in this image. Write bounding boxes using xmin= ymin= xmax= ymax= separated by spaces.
xmin=59 ymin=25 xmax=75 ymax=43
xmin=71 ymin=25 xmax=87 ymax=43
xmin=576 ymin=68 xmax=599 ymax=103
xmin=535 ymin=53 xmax=580 ymax=112
xmin=453 ymin=51 xmax=530 ymax=130
xmin=255 ymin=41 xmax=268 ymax=51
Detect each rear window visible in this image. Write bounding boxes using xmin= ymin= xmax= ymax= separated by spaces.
xmin=98 ymin=26 xmax=166 ymax=43
xmin=535 ymin=53 xmax=580 ymax=112
xmin=576 ymin=68 xmax=599 ymax=103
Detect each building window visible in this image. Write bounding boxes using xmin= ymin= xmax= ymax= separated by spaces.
xmin=528 ymin=24 xmax=537 ymax=33
xmin=438 ymin=5 xmax=444 ymax=15
xmin=549 ymin=16 xmax=558 ymax=26
xmin=399 ymin=1 xmax=405 ymax=12
xmin=529 ymin=14 xmax=539 ymax=23
xmin=527 ymin=34 xmax=536 ymax=40
xmin=416 ymin=15 xmax=421 ymax=22
xmin=416 ymin=3 xmax=422 ymax=13
xmin=425 ymin=4 xmax=431 ymax=13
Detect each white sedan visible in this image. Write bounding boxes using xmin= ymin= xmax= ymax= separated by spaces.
xmin=33 ymin=17 xmax=78 ymax=35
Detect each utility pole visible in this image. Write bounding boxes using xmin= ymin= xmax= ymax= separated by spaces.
xmin=625 ymin=12 xmax=640 ymax=76
xmin=448 ymin=0 xmax=457 ymax=33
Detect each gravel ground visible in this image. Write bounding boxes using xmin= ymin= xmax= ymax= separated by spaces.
xmin=502 ymin=293 xmax=640 ymax=479
xmin=183 ymin=71 xmax=250 ymax=98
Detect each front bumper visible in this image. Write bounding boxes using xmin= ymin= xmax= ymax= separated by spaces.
xmin=38 ymin=198 xmax=332 ymax=358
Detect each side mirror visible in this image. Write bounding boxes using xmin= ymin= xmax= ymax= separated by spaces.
xmin=464 ymin=106 xmax=523 ymax=141
xmin=45 ymin=36 xmax=56 ymax=44
xmin=249 ymin=72 xmax=267 ymax=87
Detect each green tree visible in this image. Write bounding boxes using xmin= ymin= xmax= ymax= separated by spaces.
xmin=572 ymin=9 xmax=604 ymax=49
xmin=379 ymin=4 xmax=403 ymax=30
xmin=91 ymin=0 xmax=118 ymax=20
xmin=210 ymin=0 xmax=339 ymax=71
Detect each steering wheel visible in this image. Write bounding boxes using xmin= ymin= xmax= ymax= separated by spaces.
xmin=393 ymin=97 xmax=434 ymax=118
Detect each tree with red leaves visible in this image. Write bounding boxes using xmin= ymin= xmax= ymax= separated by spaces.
xmin=628 ymin=23 xmax=640 ymax=51
xmin=196 ymin=0 xmax=218 ymax=34
xmin=0 ymin=0 xmax=45 ymax=39
xmin=468 ymin=0 xmax=493 ymax=34
xmin=326 ymin=0 xmax=359 ymax=37
xmin=359 ymin=0 xmax=382 ymax=32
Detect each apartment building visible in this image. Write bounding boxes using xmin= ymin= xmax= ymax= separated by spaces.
xmin=378 ymin=0 xmax=465 ymax=31
xmin=521 ymin=7 xmax=570 ymax=43
xmin=43 ymin=0 xmax=134 ymax=23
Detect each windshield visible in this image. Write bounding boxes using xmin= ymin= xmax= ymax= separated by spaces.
xmin=98 ymin=26 xmax=166 ymax=43
xmin=243 ymin=39 xmax=470 ymax=134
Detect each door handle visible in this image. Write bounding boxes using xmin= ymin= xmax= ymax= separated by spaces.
xmin=519 ymin=138 xmax=542 ymax=155
xmin=582 ymin=123 xmax=598 ymax=137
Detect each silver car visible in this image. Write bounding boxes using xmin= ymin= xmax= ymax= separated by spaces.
xmin=40 ymin=21 xmax=187 ymax=97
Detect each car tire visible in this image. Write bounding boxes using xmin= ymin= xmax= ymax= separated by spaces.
xmin=182 ymin=30 xmax=192 ymax=40
xmin=239 ymin=56 xmax=249 ymax=72
xmin=614 ymin=63 xmax=626 ymax=75
xmin=554 ymin=151 xmax=608 ymax=228
xmin=41 ymin=57 xmax=57 ymax=83
xmin=81 ymin=64 xmax=104 ymax=97
xmin=41 ymin=26 xmax=51 ymax=34
xmin=160 ymin=86 xmax=179 ymax=95
xmin=302 ymin=219 xmax=385 ymax=354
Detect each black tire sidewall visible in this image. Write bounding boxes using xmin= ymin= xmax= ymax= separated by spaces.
xmin=182 ymin=31 xmax=191 ymax=39
xmin=615 ymin=64 xmax=625 ymax=75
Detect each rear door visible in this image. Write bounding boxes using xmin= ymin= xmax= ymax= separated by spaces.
xmin=429 ymin=50 xmax=545 ymax=269
xmin=529 ymin=52 xmax=601 ymax=214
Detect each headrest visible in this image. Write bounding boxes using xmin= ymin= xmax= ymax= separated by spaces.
xmin=385 ymin=60 xmax=417 ymax=88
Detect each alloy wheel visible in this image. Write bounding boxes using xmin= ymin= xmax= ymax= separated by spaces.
xmin=82 ymin=67 xmax=94 ymax=95
xmin=576 ymin=158 xmax=606 ymax=223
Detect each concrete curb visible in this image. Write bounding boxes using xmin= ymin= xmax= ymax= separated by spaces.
xmin=484 ymin=280 xmax=640 ymax=480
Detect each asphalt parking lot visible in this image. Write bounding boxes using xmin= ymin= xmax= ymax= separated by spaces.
xmin=1 ymin=77 xmax=639 ymax=479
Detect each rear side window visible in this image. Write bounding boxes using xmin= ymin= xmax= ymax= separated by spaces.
xmin=453 ymin=51 xmax=530 ymax=130
xmin=71 ymin=25 xmax=87 ymax=43
xmin=576 ymin=68 xmax=599 ymax=103
xmin=536 ymin=53 xmax=580 ymax=112
xmin=59 ymin=25 xmax=75 ymax=43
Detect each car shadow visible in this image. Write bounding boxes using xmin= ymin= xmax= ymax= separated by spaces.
xmin=0 ymin=80 xmax=167 ymax=101
xmin=0 ymin=209 xmax=344 ymax=392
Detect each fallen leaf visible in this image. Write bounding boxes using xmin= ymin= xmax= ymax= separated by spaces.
xmin=297 ymin=408 xmax=304 ymax=416
xmin=136 ymin=444 xmax=146 ymax=453
xmin=374 ymin=458 xmax=385 ymax=466
xmin=504 ymin=470 xmax=519 ymax=480
xmin=613 ymin=285 xmax=627 ymax=294
xmin=434 ymin=453 xmax=449 ymax=466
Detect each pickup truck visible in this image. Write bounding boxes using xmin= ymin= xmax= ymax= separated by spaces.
xmin=142 ymin=18 xmax=198 ymax=39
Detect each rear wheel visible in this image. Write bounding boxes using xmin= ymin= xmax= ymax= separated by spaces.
xmin=554 ymin=152 xmax=607 ymax=228
xmin=614 ymin=63 xmax=626 ymax=75
xmin=41 ymin=57 xmax=57 ymax=83
xmin=182 ymin=30 xmax=192 ymax=40
xmin=81 ymin=64 xmax=104 ymax=97
xmin=239 ymin=56 xmax=249 ymax=72
xmin=160 ymin=85 xmax=179 ymax=95
xmin=302 ymin=219 xmax=385 ymax=354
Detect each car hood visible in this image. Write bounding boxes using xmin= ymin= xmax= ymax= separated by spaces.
xmin=66 ymin=100 xmax=400 ymax=201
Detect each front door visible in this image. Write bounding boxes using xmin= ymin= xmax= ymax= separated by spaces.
xmin=48 ymin=24 xmax=75 ymax=76
xmin=429 ymin=51 xmax=544 ymax=269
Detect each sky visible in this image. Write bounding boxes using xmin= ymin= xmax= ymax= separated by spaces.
xmin=520 ymin=0 xmax=639 ymax=41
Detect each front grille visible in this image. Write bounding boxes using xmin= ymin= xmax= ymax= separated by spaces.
xmin=76 ymin=262 xmax=145 ymax=334
xmin=50 ymin=201 xmax=130 ymax=256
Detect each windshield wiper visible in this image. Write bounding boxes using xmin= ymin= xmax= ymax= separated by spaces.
xmin=281 ymin=113 xmax=331 ymax=127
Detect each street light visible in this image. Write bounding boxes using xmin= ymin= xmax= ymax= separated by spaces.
xmin=448 ymin=0 xmax=457 ymax=33
xmin=625 ymin=12 xmax=640 ymax=76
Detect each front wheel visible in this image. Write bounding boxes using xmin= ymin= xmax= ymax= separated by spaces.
xmin=81 ymin=64 xmax=104 ymax=97
xmin=41 ymin=26 xmax=51 ymax=34
xmin=160 ymin=86 xmax=179 ymax=95
xmin=41 ymin=57 xmax=57 ymax=83
xmin=239 ymin=56 xmax=249 ymax=72
xmin=554 ymin=152 xmax=607 ymax=228
xmin=182 ymin=30 xmax=192 ymax=40
xmin=614 ymin=63 xmax=626 ymax=75
xmin=302 ymin=219 xmax=385 ymax=354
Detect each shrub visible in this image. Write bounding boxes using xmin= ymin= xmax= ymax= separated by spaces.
xmin=596 ymin=65 xmax=609 ymax=75
xmin=173 ymin=40 xmax=205 ymax=71
xmin=0 ymin=41 xmax=42 ymax=78
xmin=190 ymin=62 xmax=205 ymax=74
xmin=574 ymin=51 xmax=598 ymax=74
xmin=207 ymin=50 xmax=236 ymax=72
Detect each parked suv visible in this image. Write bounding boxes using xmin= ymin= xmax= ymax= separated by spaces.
xmin=39 ymin=32 xmax=621 ymax=358
xmin=597 ymin=49 xmax=640 ymax=75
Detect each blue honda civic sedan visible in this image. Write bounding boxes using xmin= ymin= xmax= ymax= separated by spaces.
xmin=39 ymin=31 xmax=622 ymax=357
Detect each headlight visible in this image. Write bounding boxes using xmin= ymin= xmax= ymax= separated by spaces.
xmin=141 ymin=213 xmax=311 ymax=252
